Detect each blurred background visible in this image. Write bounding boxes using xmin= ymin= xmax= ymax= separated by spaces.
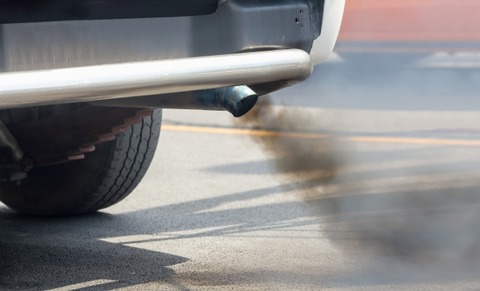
xmin=276 ymin=0 xmax=480 ymax=110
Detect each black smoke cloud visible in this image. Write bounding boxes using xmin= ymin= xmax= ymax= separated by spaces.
xmin=236 ymin=96 xmax=480 ymax=285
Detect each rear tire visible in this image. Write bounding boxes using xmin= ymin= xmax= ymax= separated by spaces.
xmin=0 ymin=109 xmax=162 ymax=216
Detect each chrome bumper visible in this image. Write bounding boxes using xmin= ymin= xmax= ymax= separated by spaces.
xmin=0 ymin=49 xmax=312 ymax=110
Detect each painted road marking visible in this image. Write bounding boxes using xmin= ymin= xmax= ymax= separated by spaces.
xmin=324 ymin=52 xmax=345 ymax=63
xmin=415 ymin=52 xmax=480 ymax=68
xmin=162 ymin=124 xmax=480 ymax=147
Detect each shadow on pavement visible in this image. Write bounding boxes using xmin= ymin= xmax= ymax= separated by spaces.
xmin=0 ymin=212 xmax=188 ymax=290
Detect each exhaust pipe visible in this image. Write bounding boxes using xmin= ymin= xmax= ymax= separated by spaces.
xmin=0 ymin=49 xmax=312 ymax=110
xmin=94 ymin=85 xmax=258 ymax=117
xmin=194 ymin=86 xmax=258 ymax=117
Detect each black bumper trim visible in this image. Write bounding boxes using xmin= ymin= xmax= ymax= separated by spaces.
xmin=0 ymin=0 xmax=218 ymax=24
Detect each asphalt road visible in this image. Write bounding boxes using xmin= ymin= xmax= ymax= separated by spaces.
xmin=2 ymin=53 xmax=480 ymax=290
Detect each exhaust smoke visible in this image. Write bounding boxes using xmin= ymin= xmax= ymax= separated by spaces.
xmin=236 ymin=96 xmax=480 ymax=285
xmin=235 ymin=96 xmax=344 ymax=199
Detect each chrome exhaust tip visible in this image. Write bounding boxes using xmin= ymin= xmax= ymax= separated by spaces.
xmin=195 ymin=86 xmax=258 ymax=117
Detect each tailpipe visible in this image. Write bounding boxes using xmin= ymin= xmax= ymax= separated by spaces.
xmin=93 ymin=85 xmax=258 ymax=117
xmin=195 ymin=86 xmax=258 ymax=117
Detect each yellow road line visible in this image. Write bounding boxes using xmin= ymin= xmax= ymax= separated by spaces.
xmin=162 ymin=124 xmax=327 ymax=139
xmin=162 ymin=124 xmax=480 ymax=147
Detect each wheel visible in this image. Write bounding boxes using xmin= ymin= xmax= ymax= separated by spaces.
xmin=0 ymin=109 xmax=162 ymax=216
